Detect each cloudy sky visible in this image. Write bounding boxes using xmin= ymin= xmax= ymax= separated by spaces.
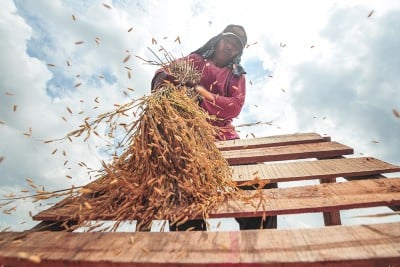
xmin=1 ymin=0 xmax=400 ymax=231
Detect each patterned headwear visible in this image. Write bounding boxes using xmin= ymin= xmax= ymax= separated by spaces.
xmin=191 ymin=24 xmax=247 ymax=76
xmin=221 ymin=25 xmax=247 ymax=50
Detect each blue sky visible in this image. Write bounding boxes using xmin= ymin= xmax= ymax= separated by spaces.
xmin=1 ymin=0 xmax=400 ymax=231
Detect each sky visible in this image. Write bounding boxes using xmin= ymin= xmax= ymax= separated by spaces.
xmin=1 ymin=0 xmax=400 ymax=231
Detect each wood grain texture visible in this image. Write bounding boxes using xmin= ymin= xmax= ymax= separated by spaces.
xmin=33 ymin=178 xmax=400 ymax=221
xmin=5 ymin=133 xmax=400 ymax=266
xmin=320 ymin=177 xmax=342 ymax=226
xmin=222 ymin=142 xmax=354 ymax=165
xmin=216 ymin=132 xmax=330 ymax=151
xmin=32 ymin=158 xmax=400 ymax=222
xmin=231 ymin=157 xmax=400 ymax=184
xmin=1 ymin=222 xmax=399 ymax=266
xmin=212 ymin=178 xmax=400 ymax=218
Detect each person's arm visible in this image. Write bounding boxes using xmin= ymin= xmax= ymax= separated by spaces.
xmin=151 ymin=71 xmax=181 ymax=91
xmin=151 ymin=54 xmax=203 ymax=92
xmin=195 ymin=85 xmax=214 ymax=102
xmin=200 ymin=75 xmax=246 ymax=119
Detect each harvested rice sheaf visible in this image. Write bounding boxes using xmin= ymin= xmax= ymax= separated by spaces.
xmin=67 ymin=59 xmax=238 ymax=231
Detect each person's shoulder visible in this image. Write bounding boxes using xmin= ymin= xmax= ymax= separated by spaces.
xmin=187 ymin=53 xmax=204 ymax=60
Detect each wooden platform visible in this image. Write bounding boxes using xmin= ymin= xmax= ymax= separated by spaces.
xmin=1 ymin=132 xmax=400 ymax=266
xmin=33 ymin=178 xmax=400 ymax=221
xmin=0 ymin=222 xmax=399 ymax=266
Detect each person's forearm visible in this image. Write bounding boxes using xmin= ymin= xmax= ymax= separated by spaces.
xmin=195 ymin=85 xmax=215 ymax=102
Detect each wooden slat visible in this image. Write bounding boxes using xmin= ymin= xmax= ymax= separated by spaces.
xmin=231 ymin=157 xmax=400 ymax=184
xmin=33 ymin=178 xmax=400 ymax=221
xmin=212 ymin=178 xmax=400 ymax=219
xmin=1 ymin=222 xmax=399 ymax=266
xmin=32 ymin=133 xmax=328 ymax=221
xmin=222 ymin=141 xmax=354 ymax=165
xmin=216 ymin=132 xmax=330 ymax=151
xmin=32 ymin=157 xmax=400 ymax=223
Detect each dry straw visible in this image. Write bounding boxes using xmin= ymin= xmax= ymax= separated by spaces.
xmin=1 ymin=50 xmax=266 ymax=232
xmin=47 ymin=53 xmax=238 ymax=231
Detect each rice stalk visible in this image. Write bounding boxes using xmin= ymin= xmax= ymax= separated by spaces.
xmin=56 ymin=57 xmax=238 ymax=231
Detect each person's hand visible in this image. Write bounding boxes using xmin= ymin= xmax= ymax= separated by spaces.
xmin=151 ymin=72 xmax=178 ymax=91
xmin=163 ymin=73 xmax=180 ymax=86
xmin=151 ymin=72 xmax=197 ymax=91
xmin=195 ymin=85 xmax=215 ymax=102
xmin=182 ymin=80 xmax=196 ymax=88
xmin=162 ymin=74 xmax=198 ymax=89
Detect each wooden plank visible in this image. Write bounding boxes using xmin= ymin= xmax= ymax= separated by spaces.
xmin=61 ymin=133 xmax=332 ymax=190
xmin=1 ymin=222 xmax=399 ymax=266
xmin=216 ymin=132 xmax=330 ymax=151
xmin=213 ymin=178 xmax=400 ymax=219
xmin=222 ymin=141 xmax=354 ymax=165
xmin=33 ymin=178 xmax=400 ymax=221
xmin=231 ymin=157 xmax=400 ymax=184
xmin=32 ymin=157 xmax=400 ymax=223
xmin=212 ymin=178 xmax=400 ymax=219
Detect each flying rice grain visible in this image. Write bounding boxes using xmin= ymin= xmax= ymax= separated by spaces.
xmin=393 ymin=109 xmax=400 ymax=118
xmin=123 ymin=55 xmax=131 ymax=63
xmin=26 ymin=56 xmax=268 ymax=232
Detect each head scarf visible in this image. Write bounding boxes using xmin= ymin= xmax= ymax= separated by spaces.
xmin=191 ymin=25 xmax=247 ymax=76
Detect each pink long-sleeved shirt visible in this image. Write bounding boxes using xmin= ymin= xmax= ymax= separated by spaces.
xmin=187 ymin=54 xmax=246 ymax=140
xmin=154 ymin=53 xmax=246 ymax=140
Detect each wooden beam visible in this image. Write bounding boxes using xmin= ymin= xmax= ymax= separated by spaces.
xmin=216 ymin=132 xmax=330 ymax=151
xmin=33 ymin=178 xmax=400 ymax=221
xmin=231 ymin=157 xmax=400 ymax=184
xmin=320 ymin=177 xmax=342 ymax=226
xmin=222 ymin=142 xmax=354 ymax=165
xmin=1 ymin=222 xmax=399 ymax=266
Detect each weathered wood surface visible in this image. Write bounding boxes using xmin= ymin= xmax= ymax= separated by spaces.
xmin=216 ymin=132 xmax=330 ymax=151
xmin=320 ymin=177 xmax=342 ymax=226
xmin=213 ymin=178 xmax=400 ymax=218
xmin=33 ymin=178 xmax=400 ymax=221
xmin=31 ymin=139 xmax=356 ymax=222
xmin=34 ymin=157 xmax=400 ymax=223
xmin=231 ymin=157 xmax=400 ymax=184
xmin=4 ymin=133 xmax=400 ymax=266
xmin=1 ymin=222 xmax=399 ymax=267
xmin=222 ymin=142 xmax=354 ymax=165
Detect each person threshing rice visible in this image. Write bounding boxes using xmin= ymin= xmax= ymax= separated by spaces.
xmin=152 ymin=25 xmax=277 ymax=230
xmin=152 ymin=24 xmax=247 ymax=141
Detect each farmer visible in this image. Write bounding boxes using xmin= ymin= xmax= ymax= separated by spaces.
xmin=152 ymin=24 xmax=246 ymax=141
xmin=151 ymin=25 xmax=277 ymax=230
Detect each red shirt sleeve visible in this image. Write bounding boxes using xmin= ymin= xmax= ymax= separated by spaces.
xmin=152 ymin=53 xmax=246 ymax=138
xmin=200 ymin=69 xmax=246 ymax=121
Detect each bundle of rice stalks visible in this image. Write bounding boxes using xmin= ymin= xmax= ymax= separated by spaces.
xmin=60 ymin=57 xmax=238 ymax=231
